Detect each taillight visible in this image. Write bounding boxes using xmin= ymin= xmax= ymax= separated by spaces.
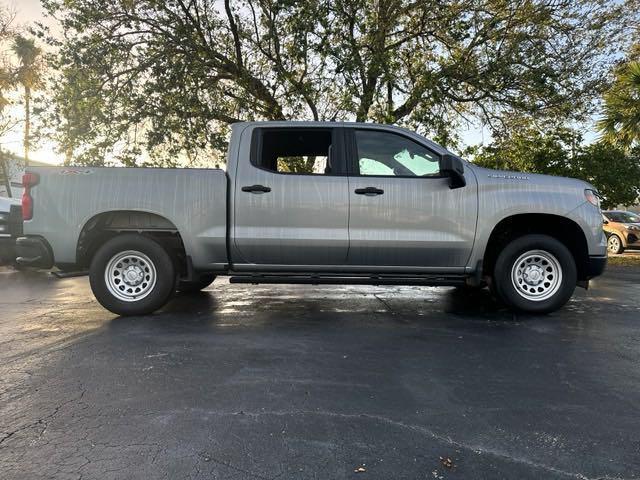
xmin=22 ymin=172 xmax=39 ymax=221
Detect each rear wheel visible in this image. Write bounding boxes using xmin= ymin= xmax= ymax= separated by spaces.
xmin=177 ymin=274 xmax=216 ymax=293
xmin=607 ymin=234 xmax=624 ymax=254
xmin=493 ymin=234 xmax=576 ymax=314
xmin=89 ymin=234 xmax=176 ymax=316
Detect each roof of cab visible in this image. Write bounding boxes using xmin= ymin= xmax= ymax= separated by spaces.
xmin=231 ymin=120 xmax=452 ymax=156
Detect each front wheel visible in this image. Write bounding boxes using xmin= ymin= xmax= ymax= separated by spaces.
xmin=89 ymin=234 xmax=176 ymax=316
xmin=493 ymin=234 xmax=576 ymax=314
xmin=607 ymin=234 xmax=624 ymax=255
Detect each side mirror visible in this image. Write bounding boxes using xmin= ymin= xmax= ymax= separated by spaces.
xmin=440 ymin=154 xmax=466 ymax=189
xmin=603 ymin=220 xmax=609 ymax=225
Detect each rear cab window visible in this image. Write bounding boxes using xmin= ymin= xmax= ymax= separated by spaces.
xmin=251 ymin=128 xmax=341 ymax=175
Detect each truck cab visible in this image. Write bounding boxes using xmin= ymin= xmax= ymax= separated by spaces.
xmin=229 ymin=123 xmax=476 ymax=270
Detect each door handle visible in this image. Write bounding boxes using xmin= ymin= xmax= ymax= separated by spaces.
xmin=242 ymin=184 xmax=271 ymax=193
xmin=354 ymin=187 xmax=384 ymax=196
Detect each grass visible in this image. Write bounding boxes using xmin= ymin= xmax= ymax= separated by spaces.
xmin=607 ymin=254 xmax=640 ymax=267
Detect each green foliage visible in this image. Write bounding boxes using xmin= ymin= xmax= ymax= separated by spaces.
xmin=277 ymin=156 xmax=317 ymax=174
xmin=598 ymin=45 xmax=640 ymax=148
xmin=472 ymin=125 xmax=580 ymax=176
xmin=473 ymin=126 xmax=640 ymax=208
xmin=12 ymin=35 xmax=42 ymax=90
xmin=12 ymin=34 xmax=44 ymax=163
xmin=573 ymin=143 xmax=640 ymax=208
xmin=39 ymin=0 xmax=638 ymax=166
xmin=0 ymin=6 xmax=16 ymax=136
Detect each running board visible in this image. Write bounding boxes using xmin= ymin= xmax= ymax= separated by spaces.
xmin=229 ymin=274 xmax=467 ymax=286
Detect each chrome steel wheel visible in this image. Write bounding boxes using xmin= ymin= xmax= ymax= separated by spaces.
xmin=607 ymin=235 xmax=621 ymax=254
xmin=104 ymin=250 xmax=157 ymax=302
xmin=511 ymin=249 xmax=562 ymax=302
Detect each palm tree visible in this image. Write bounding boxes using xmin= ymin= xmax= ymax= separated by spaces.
xmin=0 ymin=6 xmax=16 ymax=138
xmin=598 ymin=58 xmax=640 ymax=149
xmin=12 ymin=35 xmax=42 ymax=165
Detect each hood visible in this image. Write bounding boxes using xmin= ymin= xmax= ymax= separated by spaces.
xmin=466 ymin=164 xmax=594 ymax=192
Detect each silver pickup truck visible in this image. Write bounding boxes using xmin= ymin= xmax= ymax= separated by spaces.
xmin=16 ymin=121 xmax=607 ymax=315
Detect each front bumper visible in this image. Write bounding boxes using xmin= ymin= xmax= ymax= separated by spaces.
xmin=0 ymin=236 xmax=16 ymax=263
xmin=15 ymin=236 xmax=54 ymax=269
xmin=586 ymin=254 xmax=607 ymax=279
xmin=0 ymin=205 xmax=23 ymax=264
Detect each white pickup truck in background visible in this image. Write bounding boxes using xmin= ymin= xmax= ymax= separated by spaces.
xmin=0 ymin=196 xmax=21 ymax=265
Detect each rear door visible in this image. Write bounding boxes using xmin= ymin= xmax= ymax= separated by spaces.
xmin=232 ymin=126 xmax=350 ymax=267
xmin=346 ymin=127 xmax=477 ymax=269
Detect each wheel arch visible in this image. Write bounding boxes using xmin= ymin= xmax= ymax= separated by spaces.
xmin=483 ymin=213 xmax=590 ymax=281
xmin=76 ymin=209 xmax=188 ymax=272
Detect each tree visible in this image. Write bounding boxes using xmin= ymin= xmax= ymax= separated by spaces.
xmin=572 ymin=143 xmax=640 ymax=208
xmin=472 ymin=122 xmax=580 ymax=176
xmin=598 ymin=45 xmax=640 ymax=149
xmin=12 ymin=35 xmax=43 ymax=165
xmin=41 ymin=0 xmax=638 ymax=166
xmin=0 ymin=6 xmax=17 ymax=140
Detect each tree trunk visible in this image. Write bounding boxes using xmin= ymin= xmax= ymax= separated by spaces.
xmin=24 ymin=85 xmax=30 ymax=166
xmin=64 ymin=146 xmax=73 ymax=165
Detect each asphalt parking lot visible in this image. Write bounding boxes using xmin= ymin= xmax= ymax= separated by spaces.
xmin=1 ymin=266 xmax=639 ymax=480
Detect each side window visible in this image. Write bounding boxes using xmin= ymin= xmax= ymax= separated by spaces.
xmin=354 ymin=130 xmax=440 ymax=177
xmin=253 ymin=129 xmax=334 ymax=174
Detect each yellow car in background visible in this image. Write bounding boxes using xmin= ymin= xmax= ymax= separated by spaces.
xmin=603 ymin=210 xmax=640 ymax=254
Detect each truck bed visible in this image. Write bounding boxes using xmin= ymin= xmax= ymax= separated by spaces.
xmin=24 ymin=167 xmax=228 ymax=270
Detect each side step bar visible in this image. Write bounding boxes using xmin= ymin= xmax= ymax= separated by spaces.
xmin=229 ymin=274 xmax=467 ymax=286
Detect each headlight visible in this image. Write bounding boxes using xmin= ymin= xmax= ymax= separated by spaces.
xmin=584 ymin=189 xmax=601 ymax=208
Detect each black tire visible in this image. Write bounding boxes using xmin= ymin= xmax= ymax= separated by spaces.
xmin=607 ymin=233 xmax=624 ymax=255
xmin=493 ymin=234 xmax=577 ymax=314
xmin=177 ymin=274 xmax=216 ymax=293
xmin=89 ymin=234 xmax=176 ymax=316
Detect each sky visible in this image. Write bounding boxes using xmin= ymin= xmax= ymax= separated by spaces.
xmin=1 ymin=0 xmax=61 ymax=164
xmin=0 ymin=0 xmax=597 ymax=166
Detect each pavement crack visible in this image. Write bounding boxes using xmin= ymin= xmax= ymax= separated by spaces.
xmin=225 ymin=409 xmax=623 ymax=480
xmin=0 ymin=389 xmax=85 ymax=448
xmin=373 ymin=294 xmax=395 ymax=314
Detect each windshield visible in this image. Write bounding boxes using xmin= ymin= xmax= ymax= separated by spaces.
xmin=606 ymin=212 xmax=640 ymax=223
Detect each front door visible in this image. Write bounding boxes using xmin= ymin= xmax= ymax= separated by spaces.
xmin=232 ymin=126 xmax=350 ymax=267
xmin=346 ymin=127 xmax=477 ymax=268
